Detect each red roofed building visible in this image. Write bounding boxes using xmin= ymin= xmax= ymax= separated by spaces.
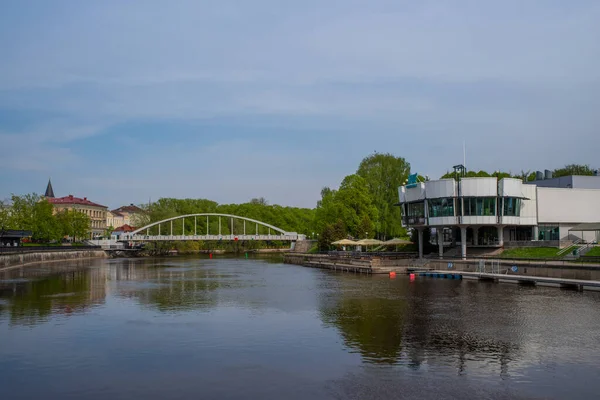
xmin=111 ymin=204 xmax=144 ymax=226
xmin=114 ymin=224 xmax=136 ymax=233
xmin=48 ymin=194 xmax=108 ymax=239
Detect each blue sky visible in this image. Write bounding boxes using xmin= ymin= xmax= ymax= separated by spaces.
xmin=1 ymin=0 xmax=599 ymax=209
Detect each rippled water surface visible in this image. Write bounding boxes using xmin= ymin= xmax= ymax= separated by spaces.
xmin=1 ymin=256 xmax=600 ymax=399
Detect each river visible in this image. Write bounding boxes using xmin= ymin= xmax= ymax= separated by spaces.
xmin=1 ymin=256 xmax=599 ymax=399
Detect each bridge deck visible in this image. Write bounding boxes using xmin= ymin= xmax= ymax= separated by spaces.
xmin=123 ymin=234 xmax=299 ymax=242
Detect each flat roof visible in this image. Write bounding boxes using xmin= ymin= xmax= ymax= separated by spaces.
xmin=569 ymin=223 xmax=600 ymax=232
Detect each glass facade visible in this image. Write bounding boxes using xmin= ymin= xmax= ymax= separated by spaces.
xmin=406 ymin=202 xmax=425 ymax=217
xmin=503 ymin=197 xmax=521 ymax=217
xmin=428 ymin=198 xmax=455 ymax=218
xmin=462 ymin=197 xmax=496 ymax=216
xmin=538 ymin=224 xmax=559 ymax=240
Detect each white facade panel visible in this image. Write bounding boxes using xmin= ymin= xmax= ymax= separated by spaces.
xmin=537 ymin=188 xmax=600 ymax=224
xmin=402 ymin=183 xmax=426 ymax=203
xmin=461 ymin=216 xmax=497 ymax=225
xmin=428 ymin=216 xmax=459 ymax=227
xmin=501 ymin=216 xmax=521 ymax=225
xmin=425 ymin=179 xmax=456 ymax=199
xmin=499 ymin=178 xmax=525 ymax=197
xmin=460 ymin=178 xmax=498 ymax=197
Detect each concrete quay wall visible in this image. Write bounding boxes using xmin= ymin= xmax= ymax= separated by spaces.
xmin=0 ymin=250 xmax=107 ymax=270
xmin=284 ymin=253 xmax=600 ymax=280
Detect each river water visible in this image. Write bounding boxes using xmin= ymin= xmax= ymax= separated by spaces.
xmin=1 ymin=256 xmax=600 ymax=400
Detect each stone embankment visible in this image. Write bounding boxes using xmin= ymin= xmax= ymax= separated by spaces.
xmin=284 ymin=253 xmax=600 ymax=280
xmin=0 ymin=249 xmax=107 ymax=270
xmin=284 ymin=253 xmax=415 ymax=274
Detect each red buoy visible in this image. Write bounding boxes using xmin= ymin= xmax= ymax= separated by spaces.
xmin=389 ymin=271 xmax=396 ymax=279
xmin=209 ymin=253 xmax=213 ymax=259
xmin=409 ymin=273 xmax=416 ymax=282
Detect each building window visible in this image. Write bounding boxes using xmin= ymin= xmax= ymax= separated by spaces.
xmin=407 ymin=202 xmax=425 ymax=217
xmin=503 ymin=197 xmax=521 ymax=217
xmin=463 ymin=197 xmax=496 ymax=216
xmin=428 ymin=198 xmax=455 ymax=217
xmin=538 ymin=224 xmax=559 ymax=241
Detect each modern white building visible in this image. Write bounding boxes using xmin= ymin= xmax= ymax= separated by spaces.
xmin=398 ymin=175 xmax=600 ymax=258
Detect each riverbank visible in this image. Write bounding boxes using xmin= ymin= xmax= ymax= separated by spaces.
xmin=0 ymin=249 xmax=107 ymax=270
xmin=284 ymin=253 xmax=600 ymax=280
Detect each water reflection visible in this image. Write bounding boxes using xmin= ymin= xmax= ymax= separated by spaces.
xmin=1 ymin=257 xmax=600 ymax=400
xmin=320 ymin=275 xmax=521 ymax=373
xmin=0 ymin=260 xmax=107 ymax=325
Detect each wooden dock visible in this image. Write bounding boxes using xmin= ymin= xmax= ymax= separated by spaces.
xmin=422 ymin=270 xmax=600 ymax=292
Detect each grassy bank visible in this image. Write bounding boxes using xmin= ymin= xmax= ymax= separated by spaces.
xmin=499 ymin=247 xmax=560 ymax=259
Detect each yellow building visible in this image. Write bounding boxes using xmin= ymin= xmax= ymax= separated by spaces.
xmin=106 ymin=211 xmax=125 ymax=229
xmin=110 ymin=204 xmax=144 ymax=227
xmin=48 ymin=194 xmax=108 ymax=239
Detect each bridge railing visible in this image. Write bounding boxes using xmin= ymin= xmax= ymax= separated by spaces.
xmin=123 ymin=234 xmax=301 ymax=241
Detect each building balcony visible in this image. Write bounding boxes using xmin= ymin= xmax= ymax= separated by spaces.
xmin=428 ymin=216 xmax=459 ymax=226
xmin=461 ymin=216 xmax=498 ymax=225
xmin=404 ymin=216 xmax=426 ymax=226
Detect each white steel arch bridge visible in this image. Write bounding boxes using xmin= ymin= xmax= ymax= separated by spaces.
xmin=120 ymin=213 xmax=306 ymax=243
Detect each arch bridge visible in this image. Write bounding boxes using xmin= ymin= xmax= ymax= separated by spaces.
xmin=120 ymin=213 xmax=305 ymax=243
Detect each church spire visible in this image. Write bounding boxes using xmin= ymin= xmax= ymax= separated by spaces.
xmin=44 ymin=178 xmax=55 ymax=198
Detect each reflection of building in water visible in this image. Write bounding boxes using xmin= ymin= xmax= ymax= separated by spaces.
xmin=0 ymin=261 xmax=108 ymax=326
xmin=319 ymin=275 xmax=521 ymax=375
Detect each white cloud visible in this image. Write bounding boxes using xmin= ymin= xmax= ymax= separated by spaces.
xmin=0 ymin=0 xmax=599 ymax=205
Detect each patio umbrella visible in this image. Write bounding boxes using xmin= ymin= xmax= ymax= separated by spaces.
xmin=331 ymin=239 xmax=359 ymax=246
xmin=383 ymin=238 xmax=414 ymax=251
xmin=356 ymin=238 xmax=384 ymax=251
xmin=383 ymin=238 xmax=413 ymax=245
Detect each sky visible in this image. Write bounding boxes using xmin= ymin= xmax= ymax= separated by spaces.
xmin=0 ymin=0 xmax=599 ymax=209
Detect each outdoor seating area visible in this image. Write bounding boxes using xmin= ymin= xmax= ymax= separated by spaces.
xmin=331 ymin=238 xmax=413 ymax=251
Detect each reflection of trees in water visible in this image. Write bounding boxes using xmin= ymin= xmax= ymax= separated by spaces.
xmin=320 ymin=276 xmax=520 ymax=373
xmin=0 ymin=266 xmax=106 ymax=326
xmin=321 ymin=295 xmax=408 ymax=364
xmin=112 ymin=261 xmax=243 ymax=312
xmin=132 ymin=269 xmax=223 ymax=312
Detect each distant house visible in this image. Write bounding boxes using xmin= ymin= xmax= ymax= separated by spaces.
xmin=106 ymin=211 xmax=125 ymax=229
xmin=43 ymin=180 xmax=108 ymax=239
xmin=112 ymin=224 xmax=136 ymax=239
xmin=110 ymin=204 xmax=144 ymax=226
xmin=48 ymin=195 xmax=108 ymax=239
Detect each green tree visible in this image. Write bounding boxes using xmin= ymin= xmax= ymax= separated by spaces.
xmin=0 ymin=199 xmax=11 ymax=229
xmin=57 ymin=209 xmax=90 ymax=241
xmin=8 ymin=193 xmax=39 ymax=230
xmin=333 ymin=174 xmax=379 ymax=239
xmin=356 ymin=153 xmax=410 ymax=240
xmin=31 ymin=199 xmax=61 ymax=242
xmin=553 ymin=164 xmax=595 ymax=177
xmin=318 ymin=220 xmax=346 ymax=250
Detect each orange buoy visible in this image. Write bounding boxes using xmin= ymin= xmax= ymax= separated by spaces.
xmin=389 ymin=271 xmax=396 ymax=279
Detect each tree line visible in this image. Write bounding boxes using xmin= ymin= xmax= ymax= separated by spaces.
xmin=0 ymin=194 xmax=90 ymax=243
xmin=440 ymin=164 xmax=596 ymax=181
